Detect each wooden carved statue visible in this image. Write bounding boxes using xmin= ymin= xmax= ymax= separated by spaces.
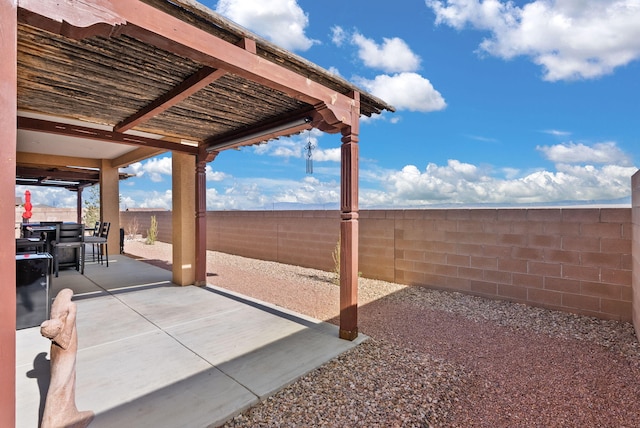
xmin=40 ymin=288 xmax=94 ymax=428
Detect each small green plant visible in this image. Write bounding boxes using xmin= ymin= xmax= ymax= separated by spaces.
xmin=146 ymin=215 xmax=158 ymax=245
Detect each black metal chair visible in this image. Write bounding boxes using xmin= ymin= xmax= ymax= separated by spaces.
xmin=85 ymin=222 xmax=110 ymax=267
xmin=51 ymin=223 xmax=85 ymax=277
xmin=87 ymin=221 xmax=101 ymax=261
xmin=91 ymin=221 xmax=101 ymax=235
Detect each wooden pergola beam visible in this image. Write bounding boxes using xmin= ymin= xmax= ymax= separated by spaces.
xmin=114 ymin=67 xmax=226 ymax=133
xmin=17 ymin=152 xmax=102 ymax=169
xmin=205 ymin=111 xmax=316 ymax=151
xmin=113 ymin=36 xmax=255 ymax=134
xmin=111 ymin=146 xmax=166 ymax=168
xmin=16 ymin=166 xmax=99 ymax=181
xmin=18 ymin=116 xmax=199 ymax=154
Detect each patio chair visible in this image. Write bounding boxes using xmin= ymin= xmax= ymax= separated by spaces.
xmin=87 ymin=221 xmax=101 ymax=261
xmin=85 ymin=222 xmax=110 ymax=267
xmin=51 ymin=223 xmax=85 ymax=277
xmin=90 ymin=221 xmax=101 ymax=235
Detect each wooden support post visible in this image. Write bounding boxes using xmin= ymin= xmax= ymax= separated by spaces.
xmin=339 ymin=92 xmax=360 ymax=341
xmin=0 ymin=1 xmax=17 ymax=425
xmin=195 ymin=150 xmax=218 ymax=286
xmin=100 ymin=160 xmax=120 ymax=253
xmin=172 ymin=152 xmax=196 ymax=286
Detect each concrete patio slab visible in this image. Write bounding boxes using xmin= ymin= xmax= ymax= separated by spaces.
xmin=16 ymin=254 xmax=365 ymax=428
xmin=89 ymin=365 xmax=257 ymax=428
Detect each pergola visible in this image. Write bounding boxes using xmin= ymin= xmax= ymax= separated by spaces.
xmin=0 ymin=0 xmax=393 ymax=423
xmin=17 ymin=163 xmax=135 ymax=223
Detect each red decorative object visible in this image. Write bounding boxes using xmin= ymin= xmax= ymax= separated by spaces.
xmin=22 ymin=190 xmax=32 ymax=221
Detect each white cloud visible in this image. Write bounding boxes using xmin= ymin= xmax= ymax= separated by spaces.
xmin=252 ymin=130 xmax=341 ymax=162
xmin=327 ymin=66 xmax=342 ymax=77
xmin=537 ymin=141 xmax=633 ymax=165
xmin=15 ymin=186 xmax=78 ymax=208
xmin=331 ymin=25 xmax=346 ymax=46
xmin=502 ymin=167 xmax=520 ymax=180
xmin=261 ymin=138 xmax=302 ymax=158
xmin=313 ymin=148 xmax=341 ymax=162
xmin=119 ymin=188 xmax=174 ymax=210
xmin=467 ymin=134 xmax=499 ymax=143
xmin=215 ymin=0 xmax=317 ymax=51
xmin=427 ymin=0 xmax=640 ymax=80
xmin=272 ymin=176 xmax=340 ymax=205
xmin=355 ymin=72 xmax=447 ymax=112
xmin=142 ymin=157 xmax=172 ymax=182
xmin=20 ymin=142 xmax=637 ymax=211
xmin=351 ymin=32 xmax=421 ymax=73
xmin=362 ymin=158 xmax=636 ymax=206
xmin=206 ymin=165 xmax=229 ymax=182
xmin=357 ymin=140 xmax=636 ymax=206
xmin=123 ymin=157 xmax=230 ymax=184
xmin=326 ymin=28 xmax=443 ymax=114
xmin=127 ymin=155 xmax=225 ymax=182
xmin=202 ymin=175 xmax=339 ymax=210
xmin=139 ymin=190 xmax=172 ymax=210
xmin=543 ymin=129 xmax=571 ymax=137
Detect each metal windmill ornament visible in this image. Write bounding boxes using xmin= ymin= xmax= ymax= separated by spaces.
xmin=305 ymin=130 xmax=315 ymax=174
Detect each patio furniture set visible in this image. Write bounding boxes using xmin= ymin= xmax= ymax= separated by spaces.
xmin=14 ymin=221 xmax=110 ymax=329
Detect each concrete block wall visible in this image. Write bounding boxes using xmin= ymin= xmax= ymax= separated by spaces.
xmin=15 ymin=206 xmax=76 ymax=223
xmin=121 ymin=207 xmax=633 ymax=322
xmin=206 ymin=208 xmax=633 ymax=321
xmin=383 ymin=208 xmax=632 ymax=321
xmin=207 ymin=210 xmax=340 ymax=271
xmin=121 ymin=211 xmax=172 ymax=244
xmin=632 ymin=171 xmax=640 ymax=336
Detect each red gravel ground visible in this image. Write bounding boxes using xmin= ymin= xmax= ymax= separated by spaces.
xmin=359 ymin=299 xmax=640 ymax=427
xmin=124 ymin=241 xmax=640 ymax=427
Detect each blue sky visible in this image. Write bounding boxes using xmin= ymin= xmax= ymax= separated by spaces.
xmin=21 ymin=0 xmax=640 ymax=210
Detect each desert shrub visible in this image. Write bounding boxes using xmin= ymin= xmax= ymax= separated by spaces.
xmin=146 ymin=215 xmax=158 ymax=245
xmin=126 ymin=217 xmax=139 ymax=240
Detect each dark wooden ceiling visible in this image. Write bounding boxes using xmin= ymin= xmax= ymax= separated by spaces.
xmin=16 ymin=165 xmax=134 ymax=191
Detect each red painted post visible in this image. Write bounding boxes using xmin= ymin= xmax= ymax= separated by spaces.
xmin=195 ymin=150 xmax=217 ymax=286
xmin=0 ymin=0 xmax=17 ymax=425
xmin=339 ymin=92 xmax=360 ymax=340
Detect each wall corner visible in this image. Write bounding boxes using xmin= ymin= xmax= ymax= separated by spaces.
xmin=631 ymin=171 xmax=640 ymax=341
